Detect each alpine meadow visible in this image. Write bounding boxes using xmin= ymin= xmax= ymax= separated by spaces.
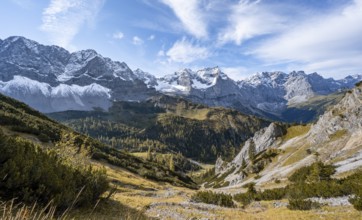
xmin=1 ymin=0 xmax=362 ymax=219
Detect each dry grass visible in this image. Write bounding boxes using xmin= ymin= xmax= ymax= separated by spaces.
xmin=68 ymin=199 xmax=149 ymax=220
xmin=282 ymin=143 xmax=312 ymax=167
xmin=174 ymin=108 xmax=211 ymax=120
xmin=283 ymin=125 xmax=311 ymax=142
xmin=212 ymin=203 xmax=362 ymax=220
xmin=329 ymin=129 xmax=348 ymax=141
xmin=131 ymin=152 xmax=149 ymax=159
xmin=0 ymin=200 xmax=63 ymax=220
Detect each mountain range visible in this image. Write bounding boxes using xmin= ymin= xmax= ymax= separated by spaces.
xmin=0 ymin=36 xmax=361 ymax=122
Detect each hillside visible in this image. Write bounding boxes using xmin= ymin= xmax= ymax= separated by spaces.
xmin=48 ymin=95 xmax=269 ymax=164
xmin=207 ymin=82 xmax=362 ymax=189
xmin=0 ymin=91 xmax=205 ymax=219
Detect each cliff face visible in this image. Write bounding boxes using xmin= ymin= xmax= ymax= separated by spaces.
xmin=214 ymin=123 xmax=286 ymax=186
xmin=309 ymin=85 xmax=362 ymax=144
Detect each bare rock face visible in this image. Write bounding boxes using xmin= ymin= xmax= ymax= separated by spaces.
xmin=1 ymin=36 xmax=361 ymax=119
xmin=151 ymin=68 xmax=362 ymax=122
xmin=309 ymin=84 xmax=362 ymax=144
xmin=0 ymin=36 xmax=156 ymax=112
xmin=231 ymin=123 xmax=285 ymax=167
xmin=214 ymin=123 xmax=286 ymax=185
xmin=215 ymin=157 xmax=226 ymax=174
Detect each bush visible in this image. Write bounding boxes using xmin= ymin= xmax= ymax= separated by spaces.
xmin=191 ymin=191 xmax=234 ymax=207
xmin=256 ymin=188 xmax=287 ymax=201
xmin=350 ymin=196 xmax=362 ymax=211
xmin=288 ymin=162 xmax=336 ymax=183
xmin=233 ymin=192 xmax=254 ymax=206
xmin=287 ymin=199 xmax=320 ymax=210
xmin=234 ymin=187 xmax=287 ymax=206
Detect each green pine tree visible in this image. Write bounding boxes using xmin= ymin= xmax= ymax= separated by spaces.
xmin=248 ymin=142 xmax=256 ymax=163
xmin=169 ymin=155 xmax=175 ymax=172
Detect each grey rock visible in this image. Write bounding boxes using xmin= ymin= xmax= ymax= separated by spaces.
xmin=0 ymin=36 xmax=156 ymax=112
xmin=148 ymin=68 xmax=362 ymax=122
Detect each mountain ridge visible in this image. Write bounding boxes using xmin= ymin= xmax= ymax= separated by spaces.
xmin=1 ymin=36 xmax=361 ymax=122
xmin=0 ymin=36 xmax=155 ymax=112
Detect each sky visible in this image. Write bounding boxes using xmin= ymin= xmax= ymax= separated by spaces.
xmin=0 ymin=0 xmax=361 ymax=80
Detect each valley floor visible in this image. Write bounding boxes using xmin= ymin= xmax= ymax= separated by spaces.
xmin=95 ymin=162 xmax=362 ymax=220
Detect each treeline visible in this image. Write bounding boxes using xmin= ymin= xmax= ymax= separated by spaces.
xmin=62 ymin=114 xmax=264 ymax=163
xmin=233 ymin=162 xmax=362 ymax=211
xmin=0 ymin=131 xmax=108 ymax=210
xmin=145 ymin=150 xmax=201 ymax=172
xmin=49 ymin=98 xmax=268 ymax=163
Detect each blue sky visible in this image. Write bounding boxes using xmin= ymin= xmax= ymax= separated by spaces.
xmin=0 ymin=0 xmax=361 ymax=80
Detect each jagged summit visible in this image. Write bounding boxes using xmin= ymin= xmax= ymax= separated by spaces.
xmin=0 ymin=36 xmax=361 ymax=122
xmin=0 ymin=36 xmax=154 ymax=112
xmin=140 ymin=67 xmax=362 ymax=121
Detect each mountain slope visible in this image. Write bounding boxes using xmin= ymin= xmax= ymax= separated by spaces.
xmin=0 ymin=36 xmax=155 ymax=112
xmin=0 ymin=92 xmax=197 ymax=189
xmin=145 ymin=68 xmax=361 ymax=122
xmin=208 ymin=82 xmax=362 ymax=188
xmin=1 ymin=36 xmax=361 ymax=122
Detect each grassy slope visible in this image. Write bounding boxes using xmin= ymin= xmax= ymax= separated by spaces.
xmin=0 ymin=93 xmax=197 ymax=188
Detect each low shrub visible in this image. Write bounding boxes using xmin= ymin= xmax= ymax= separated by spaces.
xmin=287 ymin=199 xmax=321 ymax=210
xmin=350 ymin=195 xmax=362 ymax=211
xmin=191 ymin=191 xmax=234 ymax=207
xmin=233 ymin=192 xmax=255 ymax=206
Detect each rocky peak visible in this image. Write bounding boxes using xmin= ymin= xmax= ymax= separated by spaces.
xmin=214 ymin=122 xmax=286 ymax=185
xmin=309 ymin=82 xmax=362 ymax=143
xmin=133 ymin=69 xmax=157 ymax=88
xmin=231 ymin=123 xmax=285 ymax=167
xmin=338 ymin=75 xmax=362 ymax=87
xmin=242 ymin=71 xmax=287 ymax=87
xmin=289 ymin=70 xmax=306 ymax=77
xmin=0 ymin=36 xmax=155 ymax=112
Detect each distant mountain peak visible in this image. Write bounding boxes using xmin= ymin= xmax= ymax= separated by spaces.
xmin=0 ymin=36 xmax=155 ymax=112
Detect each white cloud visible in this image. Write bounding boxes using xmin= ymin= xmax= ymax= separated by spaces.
xmin=113 ymin=31 xmax=124 ymax=40
xmin=148 ymin=35 xmax=155 ymax=40
xmin=157 ymin=50 xmax=165 ymax=57
xmin=251 ymin=0 xmax=362 ymax=77
xmin=166 ymin=38 xmax=210 ymax=63
xmin=132 ymin=36 xmax=144 ymax=45
xmin=160 ymin=0 xmax=207 ymax=38
xmin=218 ymin=0 xmax=286 ymax=45
xmin=40 ymin=0 xmax=104 ymax=50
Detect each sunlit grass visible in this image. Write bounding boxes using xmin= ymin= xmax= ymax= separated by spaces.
xmin=283 ymin=125 xmax=311 ymax=142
